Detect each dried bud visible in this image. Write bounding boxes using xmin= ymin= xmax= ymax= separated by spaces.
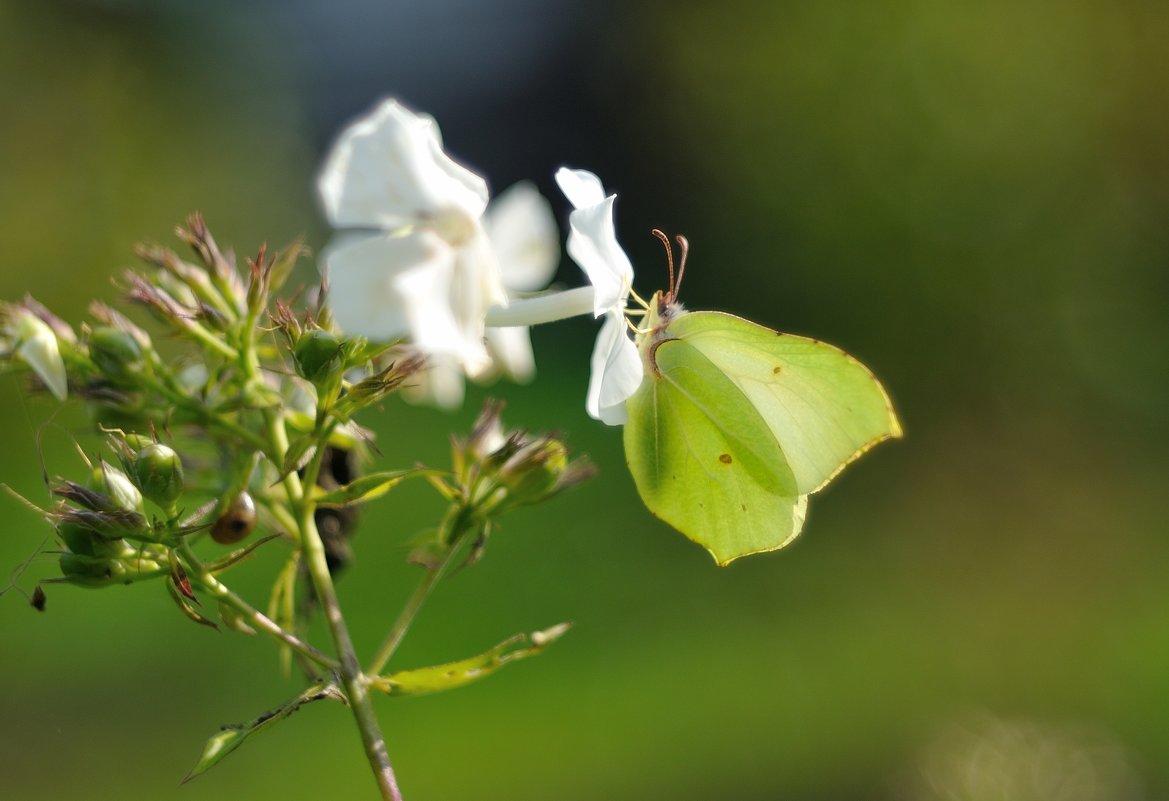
xmin=497 ymin=438 xmax=569 ymax=506
xmin=132 ymin=443 xmax=184 ymax=509
xmin=88 ymin=326 xmax=144 ymax=378
xmin=293 ymin=329 xmax=342 ymax=383
xmin=466 ymin=399 xmax=508 ymax=462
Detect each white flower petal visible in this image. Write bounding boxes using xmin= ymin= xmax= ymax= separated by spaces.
xmin=483 ymin=325 xmax=536 ymax=383
xmin=449 ymin=225 xmax=507 ymax=373
xmin=404 ymin=353 xmax=466 ymax=410
xmin=323 ymin=230 xmax=468 ymax=360
xmin=587 ymin=309 xmax=643 ymax=426
xmin=566 ymin=196 xmax=633 ymax=317
xmin=555 ymin=167 xmax=606 ymax=210
xmin=318 ymin=98 xmax=488 ymax=230
xmin=484 ymin=182 xmax=560 ymax=292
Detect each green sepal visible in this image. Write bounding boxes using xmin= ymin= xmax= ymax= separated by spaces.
xmin=313 ymin=468 xmax=440 ymax=508
xmin=183 ymin=682 xmax=346 ymax=783
xmin=371 ymin=623 xmax=571 ymax=697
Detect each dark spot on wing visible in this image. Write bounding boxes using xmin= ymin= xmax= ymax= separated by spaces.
xmin=740 ymin=504 xmax=746 ymax=512
xmin=718 ymin=453 xmax=733 ymax=464
xmin=772 ymin=366 xmax=782 ymax=375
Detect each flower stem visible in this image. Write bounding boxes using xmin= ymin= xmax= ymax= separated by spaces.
xmin=178 ymin=540 xmax=339 ymax=671
xmin=265 ymin=409 xmax=403 ymax=801
xmin=367 ymin=508 xmax=473 ymax=677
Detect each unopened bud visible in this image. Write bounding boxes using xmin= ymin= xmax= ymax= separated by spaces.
xmin=58 ymin=552 xmax=117 ymax=586
xmin=133 ymin=443 xmax=184 ymax=508
xmin=6 ymin=310 xmax=67 ymax=400
xmin=293 ymin=329 xmax=342 ymax=383
xmin=57 ymin=521 xmax=126 ymax=558
xmin=498 ymin=439 xmax=568 ymax=506
xmin=88 ymin=326 xmax=144 ymax=378
xmin=96 ymin=462 xmax=144 ymax=514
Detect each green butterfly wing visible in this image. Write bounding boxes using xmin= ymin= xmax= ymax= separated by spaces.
xmin=623 ymin=335 xmax=807 ymax=566
xmin=666 ymin=311 xmax=902 ymax=495
xmin=623 ymin=306 xmax=901 ymax=565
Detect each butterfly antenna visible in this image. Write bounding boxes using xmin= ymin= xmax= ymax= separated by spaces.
xmin=651 ymin=229 xmax=675 ymax=301
xmin=673 ymin=235 xmax=689 ymax=300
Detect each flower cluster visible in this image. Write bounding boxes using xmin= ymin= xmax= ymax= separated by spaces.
xmin=317 ymin=98 xmax=644 ymax=424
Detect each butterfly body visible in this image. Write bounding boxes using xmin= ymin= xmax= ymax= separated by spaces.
xmin=624 ymin=291 xmax=901 ymax=565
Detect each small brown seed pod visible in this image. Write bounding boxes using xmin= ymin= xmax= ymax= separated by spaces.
xmin=210 ymin=491 xmax=257 ymax=545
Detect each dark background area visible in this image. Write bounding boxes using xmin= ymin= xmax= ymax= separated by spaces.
xmin=2 ymin=1 xmax=1168 ymax=799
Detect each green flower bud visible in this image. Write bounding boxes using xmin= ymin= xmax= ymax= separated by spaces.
xmin=95 ymin=462 xmax=145 ymax=514
xmin=133 ymin=443 xmax=184 ymax=508
xmin=498 ymin=439 xmax=568 ymax=506
xmin=58 ymin=552 xmax=116 ymax=586
xmin=293 ymin=329 xmax=342 ymax=383
xmin=7 ymin=311 xmax=68 ymax=400
xmin=57 ymin=522 xmax=126 ymax=558
xmin=88 ymin=326 xmax=144 ymax=377
xmin=58 ymin=521 xmax=99 ymax=556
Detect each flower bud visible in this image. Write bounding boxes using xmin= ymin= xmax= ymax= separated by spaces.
xmin=6 ymin=310 xmax=67 ymax=400
xmin=87 ymin=326 xmax=144 ymax=378
xmin=497 ymin=438 xmax=569 ymax=506
xmin=293 ymin=329 xmax=342 ymax=383
xmin=58 ymin=521 xmax=126 ymax=558
xmin=132 ymin=443 xmax=184 ymax=508
xmin=96 ymin=462 xmax=145 ymax=514
xmin=58 ymin=552 xmax=117 ymax=586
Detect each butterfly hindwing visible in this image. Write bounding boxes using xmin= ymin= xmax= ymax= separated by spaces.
xmin=623 ymin=335 xmax=807 ymax=565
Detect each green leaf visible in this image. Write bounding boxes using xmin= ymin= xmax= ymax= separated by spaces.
xmin=183 ymin=682 xmax=345 ymax=782
xmin=371 ymin=623 xmax=571 ymax=697
xmin=625 ymin=301 xmax=901 ymax=566
xmin=314 ymin=468 xmax=439 ymax=508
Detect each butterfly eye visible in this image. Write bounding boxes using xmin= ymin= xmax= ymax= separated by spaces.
xmin=211 ymin=491 xmax=257 ymax=544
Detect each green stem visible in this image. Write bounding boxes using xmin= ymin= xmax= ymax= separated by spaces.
xmin=264 ymin=409 xmax=403 ymax=801
xmin=367 ymin=520 xmax=470 ymax=677
xmin=178 ymin=541 xmax=338 ymax=671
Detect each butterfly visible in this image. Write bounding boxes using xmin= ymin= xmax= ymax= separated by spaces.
xmin=623 ymin=232 xmax=902 ymax=565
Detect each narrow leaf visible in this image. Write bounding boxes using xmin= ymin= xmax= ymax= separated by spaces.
xmin=371 ymin=623 xmax=571 ymax=697
xmin=183 ymin=682 xmax=345 ymax=782
xmin=314 ymin=468 xmax=439 ymax=508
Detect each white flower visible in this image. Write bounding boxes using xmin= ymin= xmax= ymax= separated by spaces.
xmin=404 ymin=181 xmax=561 ymax=408
xmin=317 ymin=98 xmax=507 ymax=377
xmin=481 ymin=182 xmax=560 ymax=381
xmin=555 ymin=168 xmax=642 ymax=426
xmin=482 ymin=168 xmax=644 ymax=426
xmin=3 ymin=309 xmax=68 ymax=401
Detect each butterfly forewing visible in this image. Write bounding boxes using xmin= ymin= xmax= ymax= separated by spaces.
xmin=667 ymin=311 xmax=902 ymax=495
xmin=624 ymin=336 xmax=807 ymax=565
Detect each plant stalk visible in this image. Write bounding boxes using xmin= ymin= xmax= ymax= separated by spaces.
xmin=266 ymin=410 xmax=403 ymax=801
xmin=367 ymin=523 xmax=468 ymax=677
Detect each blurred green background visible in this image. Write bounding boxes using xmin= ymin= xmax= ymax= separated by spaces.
xmin=2 ymin=1 xmax=1168 ymax=799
